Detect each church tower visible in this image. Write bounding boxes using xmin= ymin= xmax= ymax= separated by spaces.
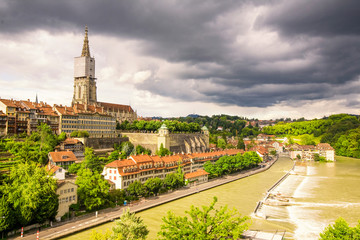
xmin=72 ymin=26 xmax=97 ymax=105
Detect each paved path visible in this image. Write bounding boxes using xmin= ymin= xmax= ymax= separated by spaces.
xmin=9 ymin=157 xmax=280 ymax=240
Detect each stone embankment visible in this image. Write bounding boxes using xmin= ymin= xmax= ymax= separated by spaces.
xmin=10 ymin=156 xmax=280 ymax=240
xmin=254 ymin=158 xmax=295 ymax=218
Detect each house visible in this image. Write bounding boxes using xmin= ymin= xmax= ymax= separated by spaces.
xmin=56 ymin=181 xmax=78 ymax=221
xmin=185 ymin=169 xmax=209 ymax=187
xmin=48 ymin=151 xmax=78 ymax=169
xmin=56 ymin=138 xmax=84 ymax=160
xmin=249 ymin=145 xmax=268 ymax=160
xmin=47 ymin=163 xmax=66 ymax=180
xmin=289 ymin=143 xmax=335 ymax=161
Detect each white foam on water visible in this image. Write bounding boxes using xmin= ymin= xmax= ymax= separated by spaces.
xmin=293 ymin=176 xmax=314 ymax=198
xmin=306 ymin=165 xmax=317 ymax=176
xmin=289 ymin=206 xmax=326 ymax=240
xmin=291 ymin=201 xmax=360 ymax=208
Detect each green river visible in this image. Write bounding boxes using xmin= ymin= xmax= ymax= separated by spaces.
xmin=61 ymin=155 xmax=360 ymax=239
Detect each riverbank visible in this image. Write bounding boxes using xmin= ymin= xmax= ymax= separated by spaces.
xmin=10 ymin=155 xmax=281 ymax=240
xmin=254 ymin=160 xmax=296 ymax=217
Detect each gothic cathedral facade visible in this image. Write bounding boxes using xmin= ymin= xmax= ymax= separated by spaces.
xmin=72 ymin=26 xmax=97 ymax=105
xmin=72 ymin=27 xmax=137 ymax=123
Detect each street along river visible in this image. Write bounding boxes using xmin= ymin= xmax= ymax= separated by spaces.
xmin=61 ymin=155 xmax=360 ymax=239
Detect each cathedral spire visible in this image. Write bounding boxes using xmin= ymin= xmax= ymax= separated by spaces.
xmin=81 ymin=26 xmax=90 ymax=57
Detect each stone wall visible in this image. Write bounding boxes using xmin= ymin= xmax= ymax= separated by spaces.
xmin=121 ymin=131 xmax=209 ymax=153
xmin=122 ymin=132 xmax=159 ymax=153
xmin=169 ymin=133 xmax=208 ymax=153
xmin=76 ymin=137 xmax=129 ymax=149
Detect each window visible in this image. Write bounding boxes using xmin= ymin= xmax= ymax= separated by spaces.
xmin=109 ymin=169 xmax=112 ymax=174
xmin=73 ymin=196 xmax=76 ymax=201
xmin=71 ymin=188 xmax=74 ymax=192
xmin=64 ymin=189 xmax=67 ymax=193
xmin=60 ymin=190 xmax=63 ymax=194
xmin=114 ymin=176 xmax=116 ymax=180
xmin=66 ymin=197 xmax=68 ymax=202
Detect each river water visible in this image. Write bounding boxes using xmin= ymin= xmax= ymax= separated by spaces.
xmin=61 ymin=155 xmax=360 ymax=240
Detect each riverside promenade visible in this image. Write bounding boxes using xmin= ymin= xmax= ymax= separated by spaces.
xmin=10 ymin=156 xmax=281 ymax=240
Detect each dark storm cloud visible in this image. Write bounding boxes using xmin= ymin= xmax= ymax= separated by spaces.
xmin=259 ymin=0 xmax=360 ymax=37
xmin=2 ymin=0 xmax=360 ymax=108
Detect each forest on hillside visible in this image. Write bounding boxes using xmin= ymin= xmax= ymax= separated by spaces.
xmin=263 ymin=114 xmax=360 ymax=158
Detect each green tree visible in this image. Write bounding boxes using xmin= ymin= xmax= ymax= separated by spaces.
xmin=5 ymin=162 xmax=58 ymax=226
xmin=0 ymin=194 xmax=16 ymax=233
xmin=158 ymin=196 xmax=250 ymax=239
xmin=313 ymin=153 xmax=327 ymax=162
xmin=144 ymin=177 xmax=163 ymax=196
xmin=68 ymin=163 xmax=82 ymax=174
xmin=89 ymin=229 xmax=114 ymax=240
xmin=127 ymin=181 xmax=145 ymax=197
xmin=163 ymin=167 xmax=184 ymax=190
xmin=156 ymin=144 xmax=172 ymax=157
xmin=217 ymin=138 xmax=226 ymax=149
xmin=120 ymin=141 xmax=134 ymax=159
xmin=135 ymin=145 xmax=151 ymax=155
xmin=76 ymin=168 xmax=110 ymax=211
xmin=58 ymin=132 xmax=67 ymax=142
xmin=112 ymin=208 xmax=149 ymax=240
xmin=319 ymin=217 xmax=360 ymax=240
xmin=237 ymin=138 xmax=245 ymax=150
xmin=83 ymin=147 xmax=103 ymax=172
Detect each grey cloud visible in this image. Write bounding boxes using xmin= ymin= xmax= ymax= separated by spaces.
xmin=2 ymin=0 xmax=360 ymax=108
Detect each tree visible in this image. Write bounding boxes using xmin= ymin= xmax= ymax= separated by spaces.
xmin=319 ymin=217 xmax=360 ymax=240
xmin=89 ymin=229 xmax=113 ymax=240
xmin=127 ymin=180 xmax=145 ymax=197
xmin=83 ymin=147 xmax=103 ymax=172
xmin=120 ymin=141 xmax=134 ymax=159
xmin=156 ymin=143 xmax=172 ymax=157
xmin=0 ymin=194 xmax=16 ymax=233
xmin=217 ymin=138 xmax=226 ymax=149
xmin=112 ymin=208 xmax=149 ymax=240
xmin=313 ymin=153 xmax=327 ymax=162
xmin=144 ymin=177 xmax=163 ymax=196
xmin=135 ymin=145 xmax=151 ymax=155
xmin=58 ymin=132 xmax=67 ymax=142
xmin=237 ymin=138 xmax=245 ymax=150
xmin=158 ymin=196 xmax=250 ymax=239
xmin=76 ymin=168 xmax=110 ymax=211
xmin=68 ymin=163 xmax=82 ymax=174
xmin=164 ymin=167 xmax=184 ymax=190
xmin=4 ymin=162 xmax=58 ymax=226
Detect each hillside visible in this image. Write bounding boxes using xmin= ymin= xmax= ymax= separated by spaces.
xmin=263 ymin=114 xmax=360 ymax=158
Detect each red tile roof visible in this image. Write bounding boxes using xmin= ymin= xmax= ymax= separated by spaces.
xmin=105 ymin=159 xmax=136 ymax=168
xmin=0 ymin=99 xmax=19 ymax=108
xmin=130 ymin=154 xmax=153 ymax=163
xmin=47 ymin=164 xmax=62 ymax=175
xmin=49 ymin=151 xmax=78 ymax=163
xmin=98 ymin=102 xmax=134 ymax=113
xmin=63 ymin=138 xmax=82 ymax=145
xmin=185 ymin=169 xmax=209 ymax=179
xmin=316 ymin=143 xmax=334 ymax=150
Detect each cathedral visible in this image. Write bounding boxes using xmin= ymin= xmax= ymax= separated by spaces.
xmin=72 ymin=26 xmax=137 ymax=123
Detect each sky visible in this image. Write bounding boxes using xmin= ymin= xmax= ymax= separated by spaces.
xmin=1 ymin=0 xmax=360 ymax=120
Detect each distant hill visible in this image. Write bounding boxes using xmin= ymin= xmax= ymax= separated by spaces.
xmin=263 ymin=114 xmax=360 ymax=158
xmin=187 ymin=114 xmax=201 ymax=118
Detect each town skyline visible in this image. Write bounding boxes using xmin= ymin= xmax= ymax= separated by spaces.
xmin=1 ymin=0 xmax=360 ymax=119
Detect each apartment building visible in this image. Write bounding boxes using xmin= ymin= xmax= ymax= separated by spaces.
xmin=102 ymin=149 xmax=243 ymax=190
xmin=54 ymin=103 xmax=116 ymax=138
